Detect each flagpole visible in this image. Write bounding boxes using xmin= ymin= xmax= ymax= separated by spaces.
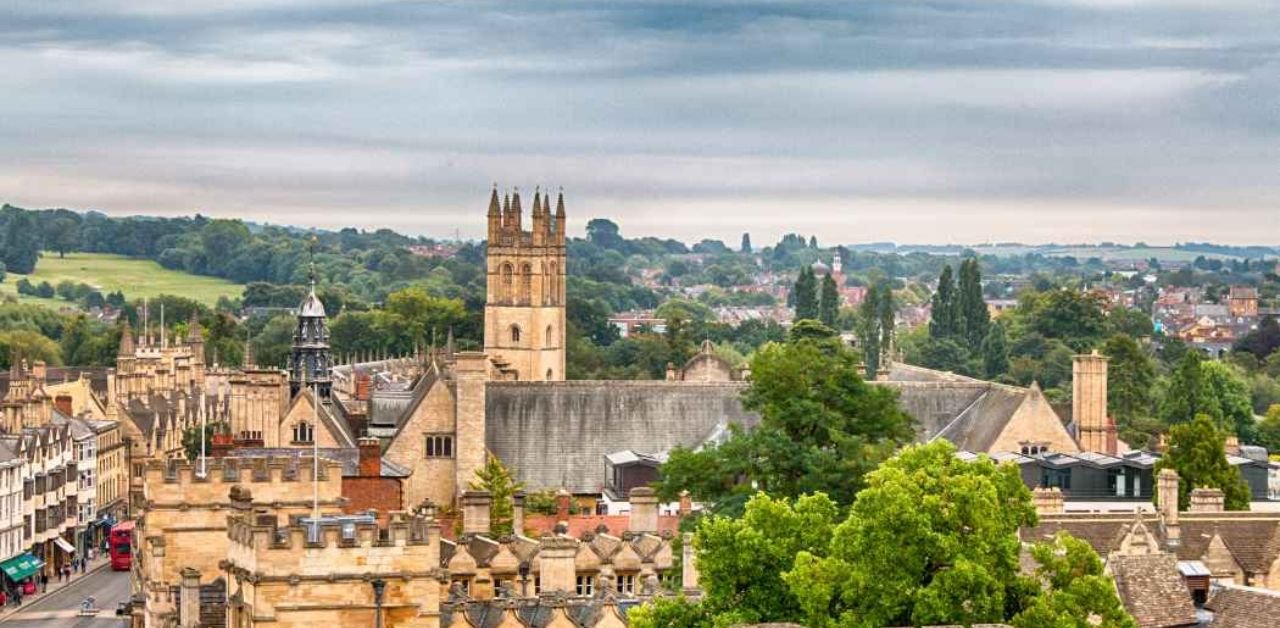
xmin=312 ymin=382 xmax=319 ymax=520
xmin=199 ymin=405 xmax=206 ymax=478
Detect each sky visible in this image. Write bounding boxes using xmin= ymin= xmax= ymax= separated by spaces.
xmin=2 ymin=0 xmax=1279 ymax=246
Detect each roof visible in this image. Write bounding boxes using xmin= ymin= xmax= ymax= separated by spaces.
xmin=0 ymin=367 xmax=110 ymax=399
xmin=225 ymin=447 xmax=410 ymax=478
xmin=1108 ymin=553 xmax=1198 ymax=628
xmin=298 ymin=288 xmax=326 ymax=318
xmin=1204 ymin=585 xmax=1280 ymax=627
xmin=485 ymin=381 xmax=757 ymax=494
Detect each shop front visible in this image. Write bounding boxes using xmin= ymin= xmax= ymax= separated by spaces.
xmin=0 ymin=553 xmax=44 ymax=601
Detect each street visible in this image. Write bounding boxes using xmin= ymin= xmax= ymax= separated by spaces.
xmin=0 ymin=568 xmax=130 ymax=627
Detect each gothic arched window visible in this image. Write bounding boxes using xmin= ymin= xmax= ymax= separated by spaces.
xmin=520 ymin=263 xmax=533 ymax=305
xmin=500 ymin=263 xmax=514 ymax=303
xmin=292 ymin=422 xmax=314 ymax=444
xmin=545 ymin=325 xmax=554 ymax=348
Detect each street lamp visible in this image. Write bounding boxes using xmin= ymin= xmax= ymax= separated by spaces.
xmin=371 ymin=578 xmax=386 ymax=628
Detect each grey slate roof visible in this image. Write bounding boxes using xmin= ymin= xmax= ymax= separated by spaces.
xmin=1109 ymin=553 xmax=1198 ymax=628
xmin=485 ymin=381 xmax=757 ymax=494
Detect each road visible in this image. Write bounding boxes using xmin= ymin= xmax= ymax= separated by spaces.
xmin=1 ymin=568 xmax=130 ymax=627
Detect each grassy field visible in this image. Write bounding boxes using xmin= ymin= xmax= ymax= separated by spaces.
xmin=0 ymin=252 xmax=244 ymax=308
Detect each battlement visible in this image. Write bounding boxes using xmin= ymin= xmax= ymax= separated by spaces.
xmin=143 ymin=455 xmax=346 ymax=508
xmin=226 ymin=511 xmax=439 ymax=551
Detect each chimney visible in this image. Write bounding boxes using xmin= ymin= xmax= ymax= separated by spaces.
xmin=629 ymin=487 xmax=659 ymax=534
xmin=511 ymin=491 xmax=525 ymax=535
xmin=357 ymin=436 xmax=381 ymax=477
xmin=461 ymin=490 xmax=492 ymax=536
xmin=1073 ymin=350 xmax=1111 ymax=453
xmin=356 ymin=374 xmax=371 ymax=401
xmin=210 ymin=433 xmax=234 ymax=458
xmin=537 ymin=536 xmax=579 ymax=594
xmin=54 ymin=394 xmax=73 ymax=417
xmin=1031 ymin=486 xmax=1064 ymax=515
xmin=179 ymin=567 xmax=201 ymax=628
xmin=1158 ymin=468 xmax=1181 ymax=547
xmin=555 ymin=488 xmax=572 ymax=521
xmin=1224 ymin=435 xmax=1240 ymax=457
xmin=1189 ymin=487 xmax=1225 ymax=513
xmin=678 ymin=490 xmax=692 ymax=518
xmin=31 ymin=361 xmax=47 ymax=385
xmin=665 ymin=363 xmax=678 ymax=381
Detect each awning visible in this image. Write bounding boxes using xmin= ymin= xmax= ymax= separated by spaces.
xmin=0 ymin=553 xmax=44 ymax=582
xmin=54 ymin=537 xmax=76 ymax=554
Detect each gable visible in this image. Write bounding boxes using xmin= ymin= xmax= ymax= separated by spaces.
xmin=987 ymin=386 xmax=1079 ymax=454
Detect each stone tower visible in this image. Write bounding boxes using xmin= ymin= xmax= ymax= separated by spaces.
xmin=484 ymin=186 xmax=567 ymax=381
xmin=1073 ymin=350 xmax=1112 ymax=453
xmin=289 ymin=245 xmax=332 ymax=398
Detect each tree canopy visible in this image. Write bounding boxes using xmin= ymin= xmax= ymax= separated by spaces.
xmin=1154 ymin=414 xmax=1251 ymax=511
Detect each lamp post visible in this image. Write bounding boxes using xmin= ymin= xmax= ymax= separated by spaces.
xmin=371 ymin=578 xmax=386 ymax=628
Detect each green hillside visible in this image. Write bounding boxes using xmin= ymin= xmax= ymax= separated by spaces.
xmin=0 ymin=252 xmax=244 ymax=308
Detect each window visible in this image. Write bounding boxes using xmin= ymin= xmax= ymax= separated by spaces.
xmin=451 ymin=576 xmax=471 ymax=595
xmin=545 ymin=325 xmax=554 ymax=348
xmin=576 ymin=575 xmax=594 ymax=596
xmin=546 ymin=369 xmax=554 ymax=381
xmin=425 ymin=435 xmax=454 ymax=458
xmin=500 ymin=263 xmax=514 ymax=302
xmin=510 ymin=325 xmax=521 ymax=344
xmin=292 ymin=422 xmax=314 ymax=444
xmin=520 ymin=264 xmax=533 ymax=304
xmin=615 ymin=574 xmax=636 ymax=596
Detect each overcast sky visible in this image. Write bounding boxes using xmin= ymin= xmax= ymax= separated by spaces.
xmin=2 ymin=1 xmax=1279 ymax=246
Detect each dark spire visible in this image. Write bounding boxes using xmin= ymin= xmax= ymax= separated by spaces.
xmin=555 ymin=189 xmax=566 ymax=218
xmin=488 ymin=184 xmax=501 ymax=216
xmin=118 ymin=319 xmax=136 ymax=356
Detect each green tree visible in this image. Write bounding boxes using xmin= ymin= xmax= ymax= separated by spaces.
xmin=181 ymin=421 xmax=227 ymax=462
xmin=469 ymin=452 xmax=523 ymax=536
xmin=1102 ymin=334 xmax=1156 ymax=435
xmin=657 ymin=329 xmax=914 ymax=508
xmin=46 ymin=217 xmax=80 ymax=259
xmin=1159 ymin=352 xmax=1255 ymax=441
xmin=982 ymin=322 xmax=1010 ymax=379
xmin=794 ymin=266 xmax=818 ymax=321
xmin=784 ymin=441 xmax=1039 ymax=627
xmin=1154 ymin=414 xmax=1251 ymax=511
xmin=818 ymin=273 xmax=839 ymax=328
xmin=1011 ymin=532 xmax=1137 ymax=628
xmin=958 ymin=258 xmax=989 ymax=350
xmin=740 ymin=232 xmax=752 ymax=254
xmin=856 ymin=283 xmax=893 ymax=374
xmin=929 ymin=265 xmax=957 ymax=339
xmin=696 ymin=493 xmax=839 ymax=625
xmin=1256 ymin=405 xmax=1280 ymax=454
xmin=628 ymin=595 xmax=714 ymax=628
xmin=1 ymin=209 xmax=41 ymax=274
xmin=1159 ymin=351 xmax=1211 ymax=425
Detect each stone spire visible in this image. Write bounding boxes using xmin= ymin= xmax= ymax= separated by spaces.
xmin=554 ymin=189 xmax=566 ymax=242
xmin=510 ymin=187 xmax=523 ymax=231
xmin=290 ymin=235 xmax=332 ymax=399
xmin=186 ymin=310 xmax=202 ymax=343
xmin=118 ymin=319 xmax=136 ymax=356
xmin=487 ymin=184 xmax=502 ymax=242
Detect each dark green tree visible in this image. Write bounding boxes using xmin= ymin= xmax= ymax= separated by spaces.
xmin=46 ymin=217 xmax=80 ymax=259
xmin=929 ymin=265 xmax=957 ymax=339
xmin=957 ymin=259 xmax=990 ymax=350
xmin=1155 ymin=414 xmax=1251 ymax=510
xmin=793 ymin=266 xmax=819 ymax=321
xmin=818 ymin=273 xmax=839 ymax=328
xmin=1 ymin=209 xmax=41 ymax=274
xmin=182 ymin=421 xmax=228 ymax=462
xmin=1159 ymin=351 xmax=1210 ymax=425
xmin=982 ymin=322 xmax=1010 ymax=379
xmin=740 ymin=233 xmax=752 ymax=254
xmin=1102 ymin=334 xmax=1156 ymax=429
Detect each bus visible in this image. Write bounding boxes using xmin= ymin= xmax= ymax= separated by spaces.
xmin=109 ymin=521 xmax=134 ymax=571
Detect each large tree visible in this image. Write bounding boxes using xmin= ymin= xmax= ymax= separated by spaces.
xmin=982 ymin=322 xmax=1010 ymax=379
xmin=818 ymin=273 xmax=839 ymax=328
xmin=1154 ymin=414 xmax=1251 ymax=511
xmin=783 ymin=441 xmax=1132 ymax=627
xmin=657 ymin=327 xmax=914 ymax=508
xmin=1160 ymin=351 xmax=1255 ymax=441
xmin=1 ymin=209 xmax=41 ymax=274
xmin=740 ymin=232 xmax=752 ymax=254
xmin=957 ymin=258 xmax=990 ymax=350
xmin=856 ymin=283 xmax=894 ymax=374
xmin=1102 ymin=334 xmax=1156 ymax=434
xmin=469 ymin=452 xmax=523 ymax=536
xmin=46 ymin=217 xmax=80 ymax=259
xmin=929 ymin=264 xmax=958 ymax=339
xmin=793 ymin=266 xmax=819 ymax=321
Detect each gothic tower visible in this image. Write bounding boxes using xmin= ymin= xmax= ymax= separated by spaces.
xmin=484 ymin=186 xmax=567 ymax=381
xmin=289 ymin=241 xmax=333 ymax=398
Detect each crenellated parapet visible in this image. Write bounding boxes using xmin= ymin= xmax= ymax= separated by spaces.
xmin=143 ymin=455 xmax=346 ymax=510
xmin=225 ymin=510 xmax=439 ymax=553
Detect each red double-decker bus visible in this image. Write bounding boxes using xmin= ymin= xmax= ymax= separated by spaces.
xmin=109 ymin=521 xmax=134 ymax=571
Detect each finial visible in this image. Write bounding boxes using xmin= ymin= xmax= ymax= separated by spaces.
xmin=308 ymin=234 xmax=318 ymax=289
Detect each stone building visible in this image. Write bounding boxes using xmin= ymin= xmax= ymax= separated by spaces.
xmin=483 ymin=187 xmax=567 ymax=382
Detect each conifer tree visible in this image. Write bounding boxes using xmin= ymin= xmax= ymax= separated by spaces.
xmin=819 ymin=273 xmax=839 ymax=328
xmin=929 ymin=265 xmax=957 ymax=339
xmin=981 ymin=323 xmax=1009 ymax=379
xmin=958 ymin=259 xmax=990 ymax=350
xmin=470 ymin=452 xmax=525 ymax=536
xmin=741 ymin=233 xmax=752 ymax=254
xmin=794 ymin=267 xmax=819 ymax=321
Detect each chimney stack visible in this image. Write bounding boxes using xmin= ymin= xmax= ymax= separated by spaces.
xmin=1189 ymin=487 xmax=1225 ymax=513
xmin=1073 ymin=350 xmax=1111 ymax=453
xmin=629 ymin=487 xmax=659 ymax=534
xmin=357 ymin=436 xmax=381 ymax=477
xmin=555 ymin=488 xmax=572 ymax=521
xmin=1031 ymin=486 xmax=1064 ymax=515
xmin=678 ymin=490 xmax=692 ymax=519
xmin=461 ymin=491 xmax=492 ymax=536
xmin=511 ymin=491 xmax=525 ymax=535
xmin=1158 ymin=468 xmax=1181 ymax=547
xmin=54 ymin=394 xmax=73 ymax=417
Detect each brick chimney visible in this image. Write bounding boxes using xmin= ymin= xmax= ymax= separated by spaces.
xmin=54 ymin=394 xmax=73 ymax=417
xmin=210 ymin=433 xmax=234 ymax=458
xmin=357 ymin=436 xmax=381 ymax=477
xmin=629 ymin=487 xmax=659 ymax=533
xmin=555 ymin=488 xmax=572 ymax=521
xmin=1073 ymin=350 xmax=1111 ymax=453
xmin=1189 ymin=487 xmax=1225 ymax=513
xmin=461 ymin=491 xmax=492 ymax=536
xmin=1158 ymin=468 xmax=1181 ymax=547
xmin=356 ymin=374 xmax=372 ymax=401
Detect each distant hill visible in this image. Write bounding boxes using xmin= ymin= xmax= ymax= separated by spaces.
xmin=0 ymin=252 xmax=243 ymax=308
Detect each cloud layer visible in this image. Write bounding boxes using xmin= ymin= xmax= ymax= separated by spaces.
xmin=2 ymin=0 xmax=1278 ymax=244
